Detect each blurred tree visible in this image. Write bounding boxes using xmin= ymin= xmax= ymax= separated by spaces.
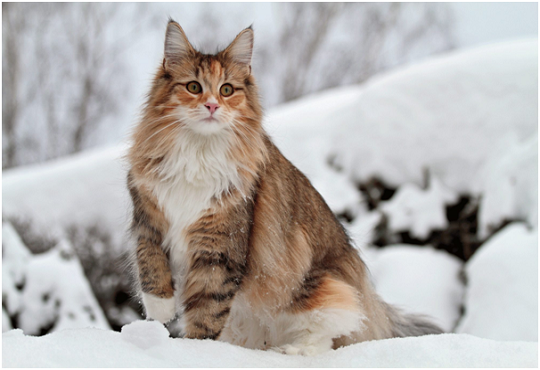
xmin=2 ymin=3 xmax=150 ymax=168
xmin=2 ymin=3 xmax=26 ymax=168
xmin=262 ymin=3 xmax=455 ymax=105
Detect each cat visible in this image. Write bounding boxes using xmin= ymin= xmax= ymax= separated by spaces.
xmin=127 ymin=19 xmax=443 ymax=356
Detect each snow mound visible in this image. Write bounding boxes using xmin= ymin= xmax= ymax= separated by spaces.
xmin=3 ymin=325 xmax=537 ymax=367
xmin=2 ymin=145 xmax=130 ymax=246
xmin=121 ymin=320 xmax=170 ymax=350
xmin=368 ymin=245 xmax=463 ymax=332
xmin=330 ymin=38 xmax=538 ymax=232
xmin=456 ymin=223 xmax=538 ymax=341
xmin=2 ymin=223 xmax=110 ymax=335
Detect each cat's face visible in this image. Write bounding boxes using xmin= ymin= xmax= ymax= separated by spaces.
xmin=150 ymin=21 xmax=260 ymax=136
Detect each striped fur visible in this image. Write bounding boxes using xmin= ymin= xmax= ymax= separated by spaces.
xmin=127 ymin=20 xmax=442 ymax=355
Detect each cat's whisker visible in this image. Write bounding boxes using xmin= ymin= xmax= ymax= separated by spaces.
xmin=153 ymin=105 xmax=181 ymax=109
xmin=143 ymin=114 xmax=181 ymax=129
xmin=142 ymin=119 xmax=183 ymax=145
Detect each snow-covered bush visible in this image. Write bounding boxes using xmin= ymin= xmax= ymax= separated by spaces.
xmin=2 ymin=222 xmax=110 ymax=335
xmin=328 ymin=39 xmax=537 ymax=237
xmin=379 ymin=176 xmax=458 ymax=240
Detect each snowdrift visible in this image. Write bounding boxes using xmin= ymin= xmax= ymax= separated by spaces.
xmin=3 ymin=320 xmax=537 ymax=367
xmin=456 ymin=223 xmax=538 ymax=341
xmin=328 ymin=39 xmax=538 ymax=236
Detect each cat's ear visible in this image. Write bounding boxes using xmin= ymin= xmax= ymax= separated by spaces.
xmin=164 ymin=19 xmax=194 ymax=67
xmin=224 ymin=26 xmax=254 ymax=70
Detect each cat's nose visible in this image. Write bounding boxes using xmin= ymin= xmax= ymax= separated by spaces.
xmin=204 ymin=102 xmax=220 ymax=114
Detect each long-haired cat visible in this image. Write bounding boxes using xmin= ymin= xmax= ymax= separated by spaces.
xmin=127 ymin=19 xmax=442 ymax=356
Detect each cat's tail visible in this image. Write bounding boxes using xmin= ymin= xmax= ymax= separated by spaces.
xmin=384 ymin=302 xmax=445 ymax=337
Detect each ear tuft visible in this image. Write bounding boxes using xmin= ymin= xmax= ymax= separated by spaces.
xmin=224 ymin=27 xmax=254 ymax=67
xmin=164 ymin=20 xmax=193 ymax=64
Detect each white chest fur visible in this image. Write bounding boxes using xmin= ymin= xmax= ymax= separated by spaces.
xmin=150 ymin=130 xmax=242 ymax=295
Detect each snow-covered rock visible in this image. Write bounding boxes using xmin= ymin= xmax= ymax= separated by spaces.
xmin=367 ymin=245 xmax=463 ymax=332
xmin=456 ymin=223 xmax=538 ymax=341
xmin=3 ymin=321 xmax=537 ymax=367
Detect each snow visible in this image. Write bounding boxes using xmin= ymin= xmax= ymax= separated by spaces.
xmin=476 ymin=136 xmax=538 ymax=238
xmin=2 ymin=145 xmax=131 ymax=246
xmin=380 ymin=176 xmax=458 ymax=239
xmin=456 ymin=223 xmax=538 ymax=341
xmin=2 ymin=223 xmax=110 ymax=335
xmin=330 ymin=38 xmax=537 ymax=232
xmin=2 ymin=321 xmax=536 ymax=367
xmin=367 ymin=245 xmax=463 ymax=333
xmin=121 ymin=320 xmax=171 ymax=350
xmin=347 ymin=210 xmax=383 ymax=250
xmin=2 ymin=223 xmax=32 ymax=316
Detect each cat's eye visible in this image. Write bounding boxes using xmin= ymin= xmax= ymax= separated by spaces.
xmin=220 ymin=84 xmax=234 ymax=97
xmin=186 ymin=81 xmax=202 ymax=94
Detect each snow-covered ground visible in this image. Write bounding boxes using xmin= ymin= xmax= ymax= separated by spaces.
xmin=3 ymin=320 xmax=537 ymax=367
xmin=3 ymin=39 xmax=537 ymax=366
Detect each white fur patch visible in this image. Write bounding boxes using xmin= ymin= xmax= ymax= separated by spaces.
xmin=142 ymin=293 xmax=176 ymax=324
xmin=150 ymin=128 xmax=244 ymax=310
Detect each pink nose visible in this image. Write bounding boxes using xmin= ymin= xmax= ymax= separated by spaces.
xmin=204 ymin=102 xmax=219 ymax=114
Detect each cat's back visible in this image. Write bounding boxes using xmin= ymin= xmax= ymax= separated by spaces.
xmin=256 ymin=135 xmax=357 ymax=256
xmin=243 ymin=135 xmax=367 ymax=297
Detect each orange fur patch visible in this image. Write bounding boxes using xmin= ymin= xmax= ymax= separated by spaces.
xmin=299 ymin=276 xmax=360 ymax=312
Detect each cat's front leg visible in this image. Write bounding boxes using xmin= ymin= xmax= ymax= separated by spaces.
xmin=137 ymin=238 xmax=176 ymax=323
xmin=128 ymin=175 xmax=176 ymax=323
xmin=181 ymin=201 xmax=252 ymax=340
xmin=181 ymin=249 xmax=246 ymax=339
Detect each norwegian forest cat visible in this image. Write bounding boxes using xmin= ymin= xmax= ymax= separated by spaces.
xmin=127 ymin=19 xmax=442 ymax=356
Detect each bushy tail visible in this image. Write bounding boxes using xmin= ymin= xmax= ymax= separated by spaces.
xmin=384 ymin=303 xmax=444 ymax=337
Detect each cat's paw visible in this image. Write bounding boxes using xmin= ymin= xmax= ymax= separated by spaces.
xmin=270 ymin=344 xmax=325 ymax=357
xmin=142 ymin=293 xmax=176 ymax=324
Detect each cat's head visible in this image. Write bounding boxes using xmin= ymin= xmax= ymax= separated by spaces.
xmin=145 ymin=20 xmax=262 ymax=137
